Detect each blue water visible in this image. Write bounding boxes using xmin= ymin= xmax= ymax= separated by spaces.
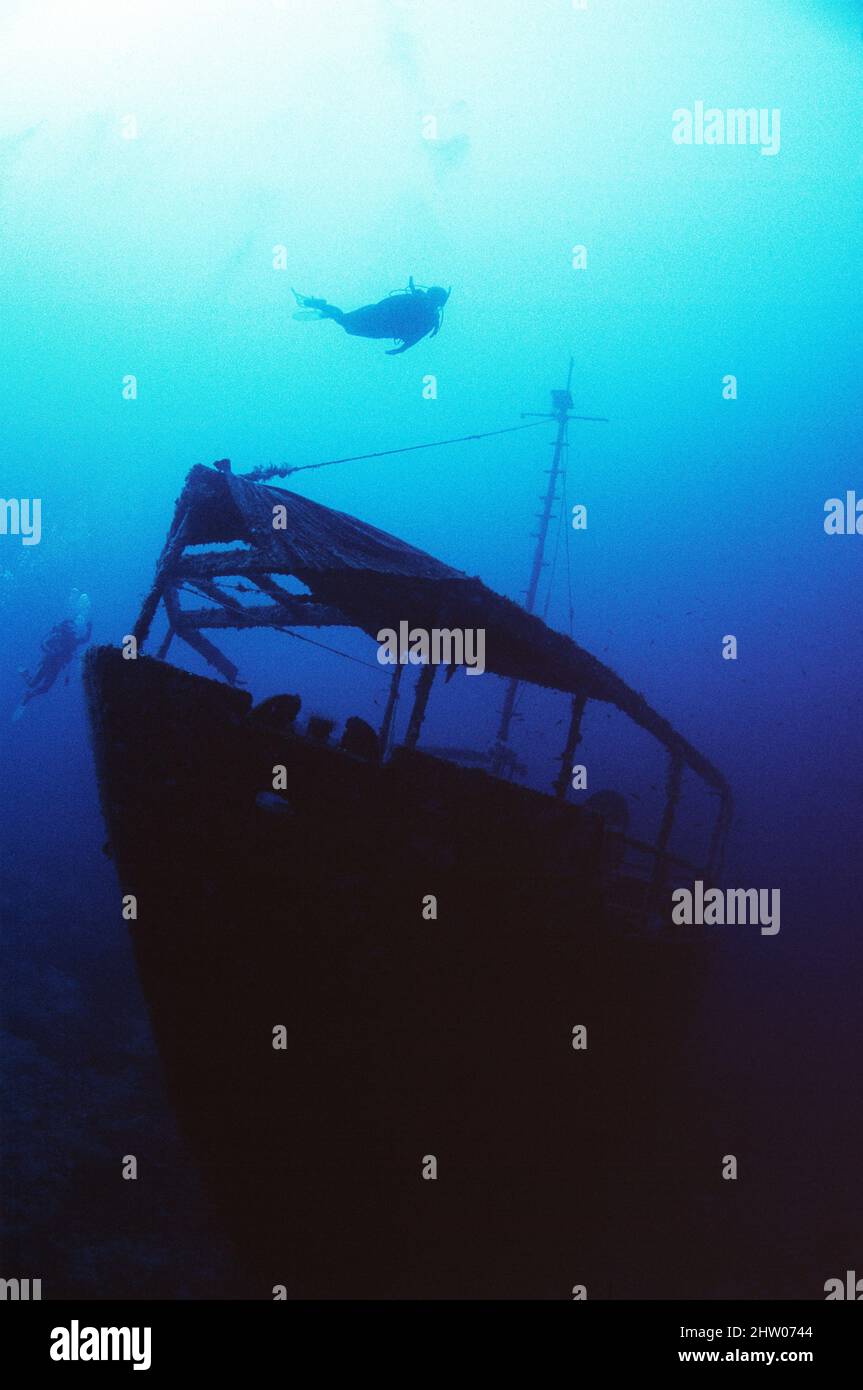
xmin=1 ymin=0 xmax=861 ymax=1298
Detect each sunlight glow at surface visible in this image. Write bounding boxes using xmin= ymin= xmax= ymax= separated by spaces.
xmin=0 ymin=0 xmax=860 ymax=619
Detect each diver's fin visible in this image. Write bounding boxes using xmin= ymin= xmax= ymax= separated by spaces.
xmin=291 ymin=287 xmax=326 ymax=320
xmin=292 ymin=288 xmax=327 ymax=308
xmin=11 ymin=702 xmax=25 ymax=723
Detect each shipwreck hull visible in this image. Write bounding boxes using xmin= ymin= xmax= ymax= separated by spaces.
xmin=86 ymin=645 xmax=709 ymax=1298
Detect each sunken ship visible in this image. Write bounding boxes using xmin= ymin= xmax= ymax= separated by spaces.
xmin=85 ymin=426 xmax=731 ymax=1298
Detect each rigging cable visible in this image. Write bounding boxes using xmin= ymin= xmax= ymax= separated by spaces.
xmin=270 ymin=624 xmax=383 ymax=672
xmin=179 ymin=583 xmax=383 ymax=672
xmin=241 ymin=418 xmax=611 ymax=482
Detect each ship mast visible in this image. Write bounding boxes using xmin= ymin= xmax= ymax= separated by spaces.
xmin=492 ymin=360 xmax=605 ymax=774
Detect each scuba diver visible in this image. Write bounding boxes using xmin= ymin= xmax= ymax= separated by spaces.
xmin=292 ymin=278 xmax=450 ymax=355
xmin=13 ymin=591 xmax=91 ymax=721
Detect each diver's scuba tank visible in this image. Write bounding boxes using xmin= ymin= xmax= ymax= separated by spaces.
xmin=68 ymin=589 xmax=91 ymax=641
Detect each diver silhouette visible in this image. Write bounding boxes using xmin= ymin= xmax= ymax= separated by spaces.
xmin=292 ymin=278 xmax=450 ymax=355
xmin=13 ymin=591 xmax=91 ymax=721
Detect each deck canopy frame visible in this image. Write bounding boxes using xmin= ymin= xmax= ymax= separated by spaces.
xmin=134 ymin=464 xmax=733 ymax=877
